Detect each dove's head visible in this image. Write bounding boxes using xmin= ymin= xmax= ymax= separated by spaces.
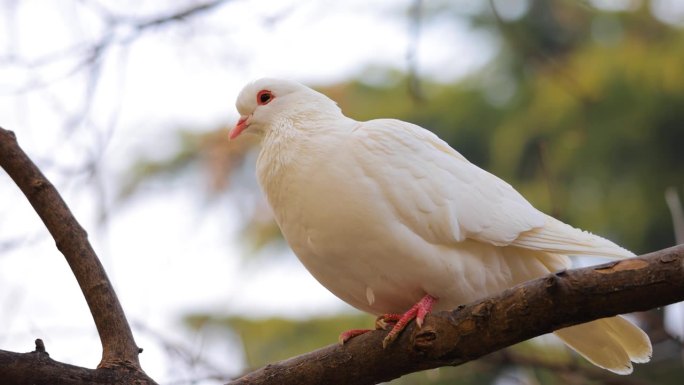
xmin=230 ymin=78 xmax=343 ymax=140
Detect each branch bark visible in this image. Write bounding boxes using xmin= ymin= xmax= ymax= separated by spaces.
xmin=0 ymin=127 xmax=153 ymax=382
xmin=229 ymin=244 xmax=684 ymax=385
xmin=0 ymin=340 xmax=154 ymax=385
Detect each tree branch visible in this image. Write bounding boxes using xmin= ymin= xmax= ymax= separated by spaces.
xmin=0 ymin=127 xmax=143 ymax=371
xmin=0 ymin=340 xmax=155 ymax=385
xmin=229 ymin=244 xmax=684 ymax=385
xmin=131 ymin=0 xmax=232 ymax=30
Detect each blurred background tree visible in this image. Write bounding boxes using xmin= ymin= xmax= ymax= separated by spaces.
xmin=1 ymin=0 xmax=683 ymax=384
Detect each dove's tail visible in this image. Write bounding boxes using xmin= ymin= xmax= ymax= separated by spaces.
xmin=513 ymin=216 xmax=635 ymax=259
xmin=554 ymin=316 xmax=652 ymax=374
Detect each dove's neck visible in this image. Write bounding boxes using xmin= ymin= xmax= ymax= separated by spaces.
xmin=256 ymin=119 xmax=303 ymax=189
xmin=256 ymin=108 xmax=356 ymax=214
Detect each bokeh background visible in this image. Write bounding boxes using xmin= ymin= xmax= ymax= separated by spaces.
xmin=1 ymin=0 xmax=683 ymax=384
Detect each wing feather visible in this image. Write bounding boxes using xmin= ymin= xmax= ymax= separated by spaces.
xmin=350 ymin=119 xmax=633 ymax=259
xmin=351 ymin=119 xmax=543 ymax=245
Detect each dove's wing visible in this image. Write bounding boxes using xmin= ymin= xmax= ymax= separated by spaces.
xmin=350 ymin=119 xmax=633 ymax=259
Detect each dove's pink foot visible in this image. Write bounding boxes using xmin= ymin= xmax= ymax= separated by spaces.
xmin=382 ymin=294 xmax=437 ymax=348
xmin=339 ymin=294 xmax=437 ymax=347
xmin=339 ymin=313 xmax=404 ymax=344
xmin=338 ymin=329 xmax=372 ymax=344
xmin=339 ymin=316 xmax=399 ymax=344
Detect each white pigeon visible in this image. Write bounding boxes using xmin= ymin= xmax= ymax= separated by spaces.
xmin=230 ymin=78 xmax=652 ymax=374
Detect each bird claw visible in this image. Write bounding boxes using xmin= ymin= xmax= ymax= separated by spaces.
xmin=338 ymin=329 xmax=372 ymax=345
xmin=382 ymin=331 xmax=398 ymax=348
xmin=381 ymin=294 xmax=437 ymax=348
xmin=374 ymin=314 xmax=400 ymax=330
xmin=340 ymin=295 xmax=437 ymax=347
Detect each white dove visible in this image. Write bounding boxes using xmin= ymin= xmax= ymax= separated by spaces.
xmin=230 ymin=78 xmax=652 ymax=374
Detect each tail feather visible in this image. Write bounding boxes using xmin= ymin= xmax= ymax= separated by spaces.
xmin=601 ymin=316 xmax=652 ymax=363
xmin=513 ymin=216 xmax=635 ymax=259
xmin=554 ymin=316 xmax=652 ymax=374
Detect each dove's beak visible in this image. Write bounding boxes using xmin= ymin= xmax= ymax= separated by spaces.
xmin=229 ymin=115 xmax=250 ymax=140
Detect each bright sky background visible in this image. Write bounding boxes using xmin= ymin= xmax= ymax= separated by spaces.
xmin=1 ymin=0 xmax=683 ymax=384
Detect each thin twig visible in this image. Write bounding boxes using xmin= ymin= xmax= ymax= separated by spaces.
xmin=665 ymin=187 xmax=684 ymax=245
xmin=406 ymin=0 xmax=425 ymax=102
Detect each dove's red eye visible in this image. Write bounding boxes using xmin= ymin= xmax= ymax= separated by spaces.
xmin=257 ymin=90 xmax=274 ymax=105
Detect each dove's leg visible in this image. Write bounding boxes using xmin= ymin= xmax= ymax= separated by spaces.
xmin=382 ymin=294 xmax=437 ymax=348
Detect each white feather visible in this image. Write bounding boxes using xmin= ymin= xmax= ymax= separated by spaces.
xmin=555 ymin=317 xmax=652 ymax=374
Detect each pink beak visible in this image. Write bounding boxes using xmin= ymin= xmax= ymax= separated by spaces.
xmin=229 ymin=116 xmax=249 ymax=139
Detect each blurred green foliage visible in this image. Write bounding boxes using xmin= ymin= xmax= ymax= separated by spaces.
xmin=187 ymin=314 xmax=373 ymax=368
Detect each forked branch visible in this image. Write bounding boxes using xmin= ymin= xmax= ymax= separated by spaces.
xmin=0 ymin=127 xmax=144 ymax=371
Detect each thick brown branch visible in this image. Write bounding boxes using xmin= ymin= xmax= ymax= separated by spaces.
xmin=229 ymin=244 xmax=684 ymax=385
xmin=0 ymin=341 xmax=155 ymax=385
xmin=0 ymin=127 xmax=141 ymax=370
